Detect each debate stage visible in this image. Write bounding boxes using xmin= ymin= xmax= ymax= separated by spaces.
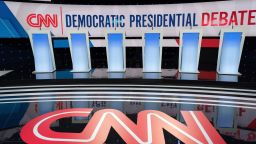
xmin=1 ymin=0 xmax=256 ymax=143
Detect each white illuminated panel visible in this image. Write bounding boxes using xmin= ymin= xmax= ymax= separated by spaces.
xmin=179 ymin=30 xmax=202 ymax=73
xmin=106 ymin=32 xmax=126 ymax=72
xmin=28 ymin=31 xmax=56 ymax=73
xmin=143 ymin=69 xmax=161 ymax=110
xmin=217 ymin=30 xmax=245 ymax=75
xmin=68 ymin=31 xmax=91 ymax=72
xmin=143 ymin=32 xmax=162 ymax=72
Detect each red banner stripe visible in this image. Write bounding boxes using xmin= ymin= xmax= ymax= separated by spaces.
xmin=176 ymin=39 xmax=219 ymax=48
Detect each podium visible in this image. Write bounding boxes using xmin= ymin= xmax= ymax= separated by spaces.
xmin=106 ymin=32 xmax=126 ymax=72
xmin=217 ymin=30 xmax=245 ymax=75
xmin=68 ymin=31 xmax=91 ymax=72
xmin=179 ymin=30 xmax=202 ymax=73
xmin=143 ymin=32 xmax=162 ymax=72
xmin=28 ymin=31 xmax=56 ymax=73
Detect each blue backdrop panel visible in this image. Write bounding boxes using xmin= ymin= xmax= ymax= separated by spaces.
xmin=0 ymin=18 xmax=19 ymax=37
xmin=107 ymin=33 xmax=125 ymax=72
xmin=32 ymin=33 xmax=55 ymax=72
xmin=218 ymin=32 xmax=242 ymax=74
xmin=0 ymin=103 xmax=28 ymax=129
xmin=0 ymin=1 xmax=27 ymax=38
xmin=180 ymin=32 xmax=200 ymax=73
xmin=70 ymin=33 xmax=91 ymax=72
xmin=53 ymin=39 xmax=69 ymax=48
xmin=143 ymin=33 xmax=161 ymax=72
xmin=35 ymin=73 xmax=56 ymax=115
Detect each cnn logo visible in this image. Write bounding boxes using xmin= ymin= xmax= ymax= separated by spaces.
xmin=27 ymin=14 xmax=58 ymax=28
xmin=20 ymin=108 xmax=226 ymax=144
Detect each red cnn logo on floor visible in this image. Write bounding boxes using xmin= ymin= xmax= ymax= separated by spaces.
xmin=20 ymin=108 xmax=226 ymax=144
xmin=27 ymin=14 xmax=58 ymax=28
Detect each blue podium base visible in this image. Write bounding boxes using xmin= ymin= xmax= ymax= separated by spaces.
xmin=217 ymin=71 xmax=241 ymax=75
xmin=32 ymin=70 xmax=56 ymax=74
xmin=71 ymin=69 xmax=91 ymax=73
xmin=107 ymin=69 xmax=126 ymax=73
xmin=142 ymin=70 xmax=162 ymax=73
xmin=178 ymin=70 xmax=200 ymax=74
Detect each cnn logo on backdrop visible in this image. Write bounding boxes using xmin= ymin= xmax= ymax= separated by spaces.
xmin=27 ymin=13 xmax=58 ymax=28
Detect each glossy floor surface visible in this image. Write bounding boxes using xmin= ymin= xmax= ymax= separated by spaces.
xmin=0 ymin=80 xmax=255 ymax=143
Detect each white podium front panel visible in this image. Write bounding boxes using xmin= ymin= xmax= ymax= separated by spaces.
xmin=217 ymin=31 xmax=244 ymax=75
xmin=29 ymin=32 xmax=56 ymax=73
xmin=143 ymin=33 xmax=162 ymax=72
xmin=69 ymin=33 xmax=91 ymax=72
xmin=106 ymin=33 xmax=125 ymax=72
xmin=179 ymin=31 xmax=202 ymax=73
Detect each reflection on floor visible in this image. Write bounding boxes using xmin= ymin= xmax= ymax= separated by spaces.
xmin=0 ymin=70 xmax=12 ymax=77
xmin=0 ymin=101 xmax=255 ymax=143
xmin=0 ymin=68 xmax=255 ymax=143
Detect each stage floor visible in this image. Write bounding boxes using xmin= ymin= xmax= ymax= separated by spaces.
xmin=0 ymin=78 xmax=255 ymax=143
xmin=0 ymin=68 xmax=253 ymax=82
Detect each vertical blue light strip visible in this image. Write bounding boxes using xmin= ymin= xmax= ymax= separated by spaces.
xmin=144 ymin=33 xmax=161 ymax=72
xmin=70 ymin=33 xmax=90 ymax=72
xmin=180 ymin=33 xmax=200 ymax=73
xmin=219 ymin=32 xmax=242 ymax=74
xmin=36 ymin=73 xmax=55 ymax=115
xmin=107 ymin=72 xmax=125 ymax=111
xmin=216 ymin=75 xmax=236 ymax=128
xmin=32 ymin=33 xmax=55 ymax=72
xmin=107 ymin=33 xmax=125 ymax=72
xmin=72 ymin=101 xmax=89 ymax=120
xmin=143 ymin=72 xmax=160 ymax=110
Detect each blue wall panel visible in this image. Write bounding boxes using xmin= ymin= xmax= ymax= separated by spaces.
xmin=0 ymin=1 xmax=27 ymax=38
